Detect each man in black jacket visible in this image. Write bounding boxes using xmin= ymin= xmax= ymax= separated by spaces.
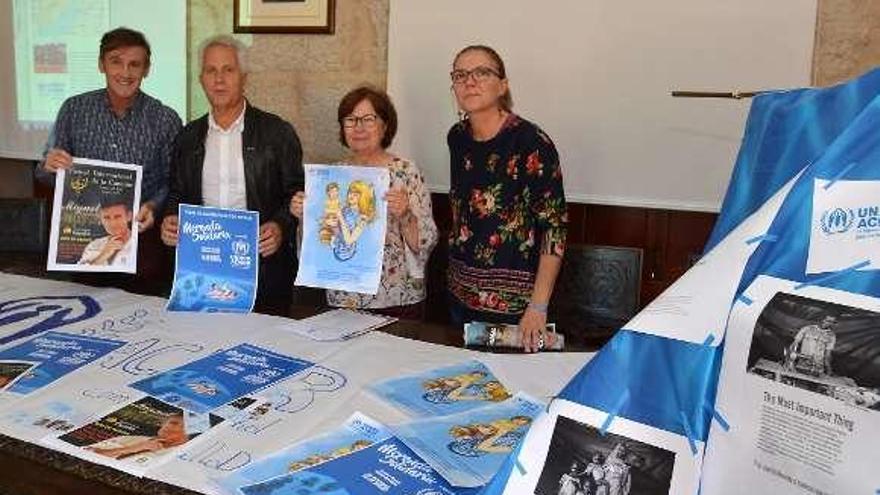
xmin=161 ymin=35 xmax=303 ymax=313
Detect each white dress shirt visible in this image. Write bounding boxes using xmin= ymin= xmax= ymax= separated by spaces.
xmin=202 ymin=103 xmax=248 ymax=209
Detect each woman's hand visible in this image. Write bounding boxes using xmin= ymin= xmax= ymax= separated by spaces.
xmin=519 ymin=307 xmax=548 ymax=353
xmin=289 ymin=191 xmax=305 ymax=219
xmin=385 ymin=187 xmax=411 ymax=219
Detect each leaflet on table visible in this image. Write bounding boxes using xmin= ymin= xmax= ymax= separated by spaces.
xmin=236 ymin=435 xmax=477 ymax=495
xmin=129 ymin=343 xmax=314 ymax=414
xmin=0 ymin=360 xmax=38 ymax=392
xmin=391 ymin=392 xmax=544 ymax=487
xmin=0 ymin=331 xmax=125 ymax=395
xmin=216 ymin=412 xmax=389 ymax=494
xmin=42 ymin=395 xmax=232 ymax=476
xmin=701 ymin=275 xmax=880 ymax=495
xmin=47 ymin=157 xmax=143 ymax=273
xmin=500 ymin=398 xmax=701 ymax=495
xmin=464 ymin=322 xmax=563 ymax=351
xmin=294 ymin=164 xmax=390 ymax=295
xmin=167 ymin=204 xmax=259 ymax=313
xmin=370 ymin=360 xmax=514 ymax=418
xmin=280 ymin=308 xmax=396 ymax=342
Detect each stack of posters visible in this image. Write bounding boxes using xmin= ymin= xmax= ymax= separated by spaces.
xmin=369 ymin=360 xmax=515 ymax=417
xmin=47 ymin=158 xmax=142 ymax=273
xmin=370 ymin=360 xmax=542 ymax=487
xmin=294 ymin=164 xmax=390 ymax=295
xmin=167 ymin=205 xmax=260 ymax=313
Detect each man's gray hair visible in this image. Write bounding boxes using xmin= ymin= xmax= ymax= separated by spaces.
xmin=198 ymin=35 xmax=249 ymax=73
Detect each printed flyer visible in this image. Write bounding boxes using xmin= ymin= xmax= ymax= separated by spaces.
xmin=0 ymin=331 xmax=125 ymax=395
xmin=47 ymin=158 xmax=143 ymax=273
xmin=701 ymin=276 xmax=880 ymax=495
xmin=501 ymin=398 xmax=701 ymax=495
xmin=236 ymin=436 xmax=471 ymax=495
xmin=392 ymin=392 xmax=545 ymax=487
xmin=370 ymin=360 xmax=513 ymax=417
xmin=129 ymin=343 xmax=314 ymax=414
xmin=45 ymin=395 xmax=223 ymax=473
xmin=167 ymin=204 xmax=259 ymax=313
xmin=218 ymin=412 xmax=389 ymax=494
xmin=0 ymin=360 xmax=37 ymax=392
xmin=294 ymin=164 xmax=390 ymax=295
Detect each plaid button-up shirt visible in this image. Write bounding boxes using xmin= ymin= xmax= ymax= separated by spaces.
xmin=37 ymin=89 xmax=182 ymax=209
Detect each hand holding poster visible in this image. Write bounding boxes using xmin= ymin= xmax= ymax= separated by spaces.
xmin=294 ymin=164 xmax=390 ymax=295
xmin=167 ymin=205 xmax=259 ymax=313
xmin=47 ymin=158 xmax=142 ymax=273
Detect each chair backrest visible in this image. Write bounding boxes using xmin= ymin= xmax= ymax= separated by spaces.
xmin=0 ymin=198 xmax=48 ymax=252
xmin=550 ymin=244 xmax=643 ymax=342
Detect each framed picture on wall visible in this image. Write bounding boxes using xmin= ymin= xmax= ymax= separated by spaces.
xmin=234 ymin=0 xmax=335 ymax=34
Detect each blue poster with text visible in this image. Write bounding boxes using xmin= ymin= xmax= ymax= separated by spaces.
xmin=0 ymin=331 xmax=124 ymax=395
xmin=238 ymin=436 xmax=475 ymax=495
xmin=129 ymin=343 xmax=313 ymax=414
xmin=168 ymin=204 xmax=259 ymax=313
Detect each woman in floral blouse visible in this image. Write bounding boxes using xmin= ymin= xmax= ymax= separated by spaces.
xmin=290 ymin=86 xmax=438 ymax=319
xmin=447 ymin=45 xmax=567 ymax=352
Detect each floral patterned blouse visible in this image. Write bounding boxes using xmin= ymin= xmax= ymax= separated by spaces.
xmin=447 ymin=114 xmax=567 ymax=316
xmin=327 ymin=158 xmax=439 ymax=309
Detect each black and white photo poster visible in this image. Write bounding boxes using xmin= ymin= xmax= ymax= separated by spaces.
xmin=702 ymin=275 xmax=880 ymax=494
xmin=498 ymin=399 xmax=700 ymax=494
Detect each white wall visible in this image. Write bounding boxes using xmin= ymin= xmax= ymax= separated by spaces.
xmin=388 ymin=0 xmax=817 ymax=211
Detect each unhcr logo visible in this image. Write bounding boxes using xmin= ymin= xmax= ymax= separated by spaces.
xmin=819 ymin=208 xmax=854 ymax=235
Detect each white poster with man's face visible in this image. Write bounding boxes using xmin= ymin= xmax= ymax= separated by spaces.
xmin=807 ymin=178 xmax=880 ymax=274
xmin=47 ymin=158 xmax=143 ymax=273
xmin=701 ymin=275 xmax=880 ymax=495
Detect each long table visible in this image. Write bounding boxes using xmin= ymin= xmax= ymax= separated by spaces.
xmin=0 ymin=273 xmax=593 ymax=495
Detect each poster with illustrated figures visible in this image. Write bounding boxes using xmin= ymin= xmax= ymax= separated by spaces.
xmin=167 ymin=205 xmax=259 ymax=313
xmin=294 ymin=164 xmax=390 ymax=295
xmin=47 ymin=158 xmax=142 ymax=273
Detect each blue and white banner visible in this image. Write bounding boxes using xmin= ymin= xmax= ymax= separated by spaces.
xmin=294 ymin=164 xmax=390 ymax=295
xmin=479 ymin=69 xmax=880 ymax=495
xmin=129 ymin=343 xmax=314 ymax=414
xmin=0 ymin=331 xmax=124 ymax=395
xmin=168 ymin=205 xmax=259 ymax=313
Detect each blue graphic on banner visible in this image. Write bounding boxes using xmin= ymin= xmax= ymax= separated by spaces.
xmin=168 ymin=205 xmax=259 ymax=313
xmin=0 ymin=295 xmax=101 ymax=345
xmin=294 ymin=164 xmax=390 ymax=295
xmin=219 ymin=413 xmax=390 ymax=493
xmin=370 ymin=360 xmax=513 ymax=418
xmin=735 ymin=92 xmax=880 ymax=298
xmin=0 ymin=331 xmax=124 ymax=394
xmin=129 ymin=343 xmax=313 ymax=414
xmin=705 ymin=67 xmax=880 ymax=252
xmin=238 ymin=436 xmax=476 ymax=495
xmin=393 ymin=393 xmax=543 ymax=488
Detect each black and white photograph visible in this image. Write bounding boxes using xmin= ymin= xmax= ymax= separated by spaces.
xmin=746 ymin=292 xmax=880 ymax=411
xmin=534 ymin=415 xmax=675 ymax=495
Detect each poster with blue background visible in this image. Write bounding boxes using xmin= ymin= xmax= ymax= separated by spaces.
xmin=0 ymin=331 xmax=124 ymax=395
xmin=129 ymin=343 xmax=314 ymax=414
xmin=218 ymin=412 xmax=390 ymax=493
xmin=370 ymin=360 xmax=513 ymax=418
xmin=237 ymin=436 xmax=474 ymax=495
xmin=294 ymin=164 xmax=389 ymax=295
xmin=393 ymin=393 xmax=544 ymax=488
xmin=168 ymin=205 xmax=259 ymax=313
